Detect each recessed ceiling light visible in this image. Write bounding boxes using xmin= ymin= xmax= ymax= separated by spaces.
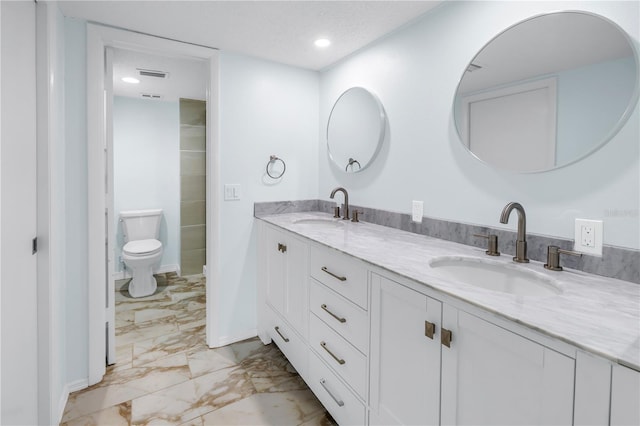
xmin=314 ymin=38 xmax=331 ymax=48
xmin=121 ymin=77 xmax=140 ymax=84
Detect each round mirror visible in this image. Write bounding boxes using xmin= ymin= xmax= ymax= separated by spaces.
xmin=453 ymin=11 xmax=638 ymax=173
xmin=327 ymin=87 xmax=386 ymax=173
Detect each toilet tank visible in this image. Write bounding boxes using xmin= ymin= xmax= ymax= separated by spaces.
xmin=120 ymin=209 xmax=163 ymax=242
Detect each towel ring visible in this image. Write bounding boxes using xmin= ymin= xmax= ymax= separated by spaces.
xmin=266 ymin=155 xmax=286 ymax=179
xmin=345 ymin=158 xmax=361 ymax=172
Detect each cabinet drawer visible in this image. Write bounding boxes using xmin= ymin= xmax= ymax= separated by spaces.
xmin=266 ymin=306 xmax=308 ymax=379
xmin=309 ymin=245 xmax=368 ymax=309
xmin=310 ymin=278 xmax=368 ymax=354
xmin=310 ymin=313 xmax=367 ymax=400
xmin=308 ymin=351 xmax=366 ymax=426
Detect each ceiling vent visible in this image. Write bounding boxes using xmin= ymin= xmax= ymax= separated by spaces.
xmin=140 ymin=93 xmax=163 ymax=100
xmin=137 ymin=68 xmax=169 ymax=79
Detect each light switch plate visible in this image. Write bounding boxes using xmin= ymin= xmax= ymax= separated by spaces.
xmin=574 ymin=218 xmax=603 ymax=256
xmin=224 ymin=184 xmax=241 ymax=201
xmin=412 ymin=200 xmax=423 ymax=223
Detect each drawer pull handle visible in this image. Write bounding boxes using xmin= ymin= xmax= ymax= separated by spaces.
xmin=320 ymin=378 xmax=345 ymax=407
xmin=274 ymin=326 xmax=290 ymax=342
xmin=321 ymin=304 xmax=347 ymax=323
xmin=441 ymin=328 xmax=452 ymax=348
xmin=424 ymin=320 xmax=436 ymax=339
xmin=321 ymin=266 xmax=347 ymax=282
xmin=321 ymin=341 xmax=346 ymax=365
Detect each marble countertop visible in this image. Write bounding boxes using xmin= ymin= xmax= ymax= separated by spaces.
xmin=258 ymin=211 xmax=640 ymax=371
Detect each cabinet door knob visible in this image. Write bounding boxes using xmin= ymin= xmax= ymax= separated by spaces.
xmin=441 ymin=328 xmax=452 ymax=348
xmin=425 ymin=321 xmax=436 ymax=339
xmin=277 ymin=243 xmax=287 ymax=253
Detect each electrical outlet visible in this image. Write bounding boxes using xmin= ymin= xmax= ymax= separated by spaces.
xmin=412 ymin=201 xmax=423 ymax=223
xmin=574 ymin=219 xmax=603 ymax=256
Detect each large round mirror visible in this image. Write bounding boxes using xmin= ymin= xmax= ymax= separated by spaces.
xmin=327 ymin=87 xmax=386 ymax=173
xmin=453 ymin=11 xmax=638 ymax=173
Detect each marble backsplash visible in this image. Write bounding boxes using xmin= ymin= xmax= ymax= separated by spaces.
xmin=254 ymin=200 xmax=640 ymax=284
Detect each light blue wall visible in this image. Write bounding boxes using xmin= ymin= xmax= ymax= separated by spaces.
xmin=113 ymin=96 xmax=180 ymax=273
xmin=217 ymin=52 xmax=319 ymax=343
xmin=557 ymin=56 xmax=636 ymax=165
xmin=64 ymin=17 xmax=88 ymax=384
xmin=319 ymin=0 xmax=639 ymax=250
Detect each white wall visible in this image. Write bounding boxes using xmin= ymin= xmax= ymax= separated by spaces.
xmin=64 ymin=17 xmax=88 ymax=386
xmin=319 ymin=1 xmax=639 ymax=250
xmin=216 ymin=52 xmax=319 ymax=343
xmin=113 ymin=96 xmax=180 ymax=273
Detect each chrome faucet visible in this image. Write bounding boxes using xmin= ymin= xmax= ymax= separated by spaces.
xmin=499 ymin=202 xmax=529 ymax=263
xmin=330 ymin=187 xmax=349 ymax=220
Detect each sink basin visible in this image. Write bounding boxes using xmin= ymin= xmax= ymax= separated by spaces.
xmin=292 ymin=218 xmax=345 ymax=228
xmin=429 ymin=256 xmax=561 ymax=297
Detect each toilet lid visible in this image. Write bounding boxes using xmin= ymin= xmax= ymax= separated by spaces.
xmin=123 ymin=239 xmax=162 ymax=256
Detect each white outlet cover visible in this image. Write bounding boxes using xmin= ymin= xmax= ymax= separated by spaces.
xmin=574 ymin=218 xmax=603 ymax=256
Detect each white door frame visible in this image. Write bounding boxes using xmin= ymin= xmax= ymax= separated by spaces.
xmin=86 ymin=24 xmax=220 ymax=385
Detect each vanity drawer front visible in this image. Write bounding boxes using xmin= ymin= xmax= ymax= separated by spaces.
xmin=310 ymin=313 xmax=367 ymax=400
xmin=309 ymin=245 xmax=368 ymax=309
xmin=308 ymin=351 xmax=366 ymax=426
xmin=309 ymin=278 xmax=368 ymax=354
xmin=266 ymin=306 xmax=308 ymax=379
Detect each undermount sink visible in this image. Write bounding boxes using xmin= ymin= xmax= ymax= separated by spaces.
xmin=292 ymin=218 xmax=345 ymax=228
xmin=429 ymin=256 xmax=562 ymax=297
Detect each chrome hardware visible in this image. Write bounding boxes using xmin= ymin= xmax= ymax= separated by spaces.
xmin=321 ymin=266 xmax=347 ymax=282
xmin=333 ymin=206 xmax=341 ymax=218
xmin=320 ymin=379 xmax=345 ymax=407
xmin=474 ymin=233 xmax=500 ymax=256
xmin=424 ymin=321 xmax=436 ymax=339
xmin=321 ymin=304 xmax=347 ymax=323
xmin=330 ymin=187 xmax=350 ymax=220
xmin=266 ymin=155 xmax=286 ymax=179
xmin=351 ymin=210 xmax=363 ymax=223
xmin=277 ymin=243 xmax=287 ymax=253
xmin=274 ymin=326 xmax=290 ymax=342
xmin=499 ymin=202 xmax=529 ymax=263
xmin=345 ymin=157 xmax=361 ymax=172
xmin=321 ymin=341 xmax=346 ymax=365
xmin=441 ymin=328 xmax=452 ymax=348
xmin=544 ymin=245 xmax=582 ymax=271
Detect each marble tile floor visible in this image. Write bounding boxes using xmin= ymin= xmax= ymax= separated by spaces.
xmin=61 ymin=272 xmax=335 ymax=425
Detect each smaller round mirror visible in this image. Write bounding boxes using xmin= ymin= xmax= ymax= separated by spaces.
xmin=327 ymin=87 xmax=386 ymax=173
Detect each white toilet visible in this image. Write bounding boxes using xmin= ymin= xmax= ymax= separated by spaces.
xmin=120 ymin=209 xmax=164 ymax=298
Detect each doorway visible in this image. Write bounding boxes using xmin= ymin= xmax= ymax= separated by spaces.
xmin=87 ymin=24 xmax=220 ymax=386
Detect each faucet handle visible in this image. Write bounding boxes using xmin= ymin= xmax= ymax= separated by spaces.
xmin=473 ymin=233 xmax=500 ymax=256
xmin=351 ymin=210 xmax=363 ymax=223
xmin=544 ymin=245 xmax=582 ymax=271
xmin=333 ymin=206 xmax=340 ymax=218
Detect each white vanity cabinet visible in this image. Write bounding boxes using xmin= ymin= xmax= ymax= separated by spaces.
xmin=610 ymin=364 xmax=640 ymax=426
xmin=370 ymin=272 xmax=575 ymax=426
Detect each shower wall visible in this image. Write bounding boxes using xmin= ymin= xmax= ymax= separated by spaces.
xmin=179 ymin=98 xmax=207 ymax=275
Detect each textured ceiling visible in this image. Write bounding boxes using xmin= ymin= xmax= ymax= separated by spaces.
xmin=58 ymin=1 xmax=442 ymax=70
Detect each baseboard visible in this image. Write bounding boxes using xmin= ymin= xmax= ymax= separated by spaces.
xmin=212 ymin=328 xmax=258 ymax=348
xmin=57 ymin=379 xmax=88 ymax=423
xmin=112 ymin=263 xmax=180 ymax=280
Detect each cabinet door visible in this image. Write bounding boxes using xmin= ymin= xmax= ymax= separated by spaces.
xmin=265 ymin=226 xmax=286 ymax=315
xmin=283 ymin=235 xmax=308 ymax=337
xmin=611 ymin=363 xmax=640 ymax=426
xmin=441 ymin=306 xmax=574 ymax=426
xmin=369 ymin=274 xmax=442 ymax=426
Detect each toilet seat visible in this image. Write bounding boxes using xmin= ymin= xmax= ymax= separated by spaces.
xmin=123 ymin=239 xmax=162 ymax=257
